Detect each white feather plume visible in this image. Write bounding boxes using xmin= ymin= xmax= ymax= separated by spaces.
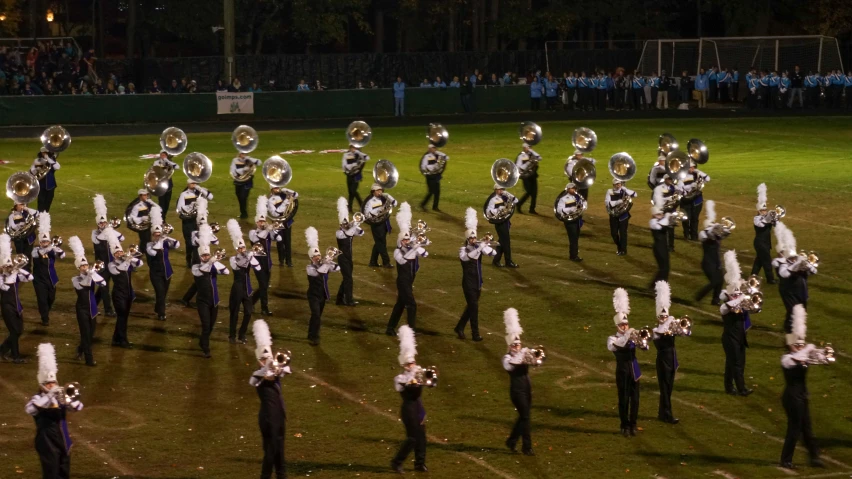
xmin=792 ymin=305 xmax=807 ymax=341
xmin=255 ymin=195 xmax=268 ymax=223
xmin=68 ymin=236 xmax=85 ymax=260
xmin=756 ymin=183 xmax=767 ymax=210
xmin=652 ymin=185 xmax=665 ymax=212
xmin=305 ymin=226 xmax=319 ymax=250
xmin=0 ymin=234 xmax=10 ymax=263
xmin=226 ymin=219 xmax=244 ymax=249
xmin=253 ymin=319 xmax=273 ymax=360
xmin=655 ymin=281 xmax=671 ymax=316
xmin=105 ymin=227 xmax=122 ymax=253
xmin=397 ymin=325 xmax=417 ymax=365
xmin=337 ymin=197 xmax=349 ymax=224
xmin=37 ymin=343 xmax=57 ymax=384
xmin=197 ymin=224 xmax=213 ymax=249
xmin=783 ymin=226 xmax=797 ymax=256
xmin=150 ymin=204 xmax=163 ymax=228
xmin=724 ymin=250 xmax=742 ymax=291
xmin=38 ymin=212 xmax=51 ymax=238
xmin=396 ymin=202 xmax=412 ymax=234
xmin=774 ymin=222 xmax=788 ymax=254
xmin=613 ymin=288 xmax=630 ymax=315
xmin=464 ymin=207 xmax=478 ymax=232
xmin=703 ymin=200 xmax=716 ymax=228
xmin=196 ymin=196 xmax=209 ymax=221
xmin=94 ymin=194 xmax=108 ymax=221
xmin=503 ymin=307 xmax=523 ymax=346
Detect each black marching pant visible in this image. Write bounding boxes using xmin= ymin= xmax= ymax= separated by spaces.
xmin=111 ymin=295 xmax=132 ymax=344
xmin=229 ymin=291 xmax=252 ymax=340
xmin=197 ymin=301 xmax=217 ymax=354
xmin=36 ymin=441 xmax=70 ymax=479
xmin=751 ymin=242 xmax=776 ymax=282
xmin=76 ymin=309 xmax=96 ymax=364
xmin=508 ymin=389 xmax=532 ymax=450
xmin=307 ymin=296 xmax=325 ymax=341
xmin=346 ymin=175 xmax=363 ymax=212
xmin=37 ymin=188 xmax=56 ymax=213
xmin=656 ymin=348 xmax=676 ymax=420
xmin=609 ymin=216 xmax=629 ymax=253
xmin=138 ymin=230 xmax=151 ymax=249
xmin=97 ymin=276 xmax=114 ymax=314
xmin=652 ymin=233 xmax=670 ymax=283
xmin=518 ymin=177 xmax=537 ymax=212
xmin=275 ymin=228 xmax=291 ymax=265
xmin=0 ymin=307 xmax=23 ymax=359
xmin=455 ymin=288 xmax=480 ymax=336
xmin=722 ymin=338 xmax=746 ymax=392
xmin=182 ymin=283 xmax=198 ymax=303
xmin=252 ymin=269 xmax=271 ymax=311
xmin=387 ymin=283 xmax=417 ymax=331
xmin=493 ymin=221 xmax=512 ymax=265
xmin=158 ymin=189 xmax=172 ymax=221
xmin=421 ymin=177 xmax=441 ymax=210
xmin=564 ymin=220 xmax=580 ymax=259
xmin=696 ymin=263 xmax=723 ymax=302
xmin=369 ymin=223 xmax=390 ymax=265
xmin=616 ymin=366 xmax=639 ymax=428
xmin=393 ymin=411 xmax=426 ymax=468
xmin=150 ymin=273 xmax=170 ymax=317
xmin=260 ymin=422 xmax=286 ymax=479
xmin=33 ymin=281 xmax=55 ymax=324
xmin=235 ymin=184 xmax=251 ymax=218
xmin=181 ymin=219 xmax=196 ymax=266
xmin=781 ymin=396 xmax=819 ymax=464
xmin=13 ymin=238 xmax=34 ymax=269
xmin=681 ymin=201 xmax=702 ymax=240
xmin=667 ymin=226 xmax=675 ymax=250
xmin=336 ymin=258 xmax=354 ymax=303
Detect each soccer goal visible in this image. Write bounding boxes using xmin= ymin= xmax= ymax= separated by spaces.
xmin=638 ymin=36 xmax=844 ymax=75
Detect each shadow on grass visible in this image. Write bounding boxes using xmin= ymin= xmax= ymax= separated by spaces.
xmin=636 ymin=450 xmax=770 ymax=467
xmin=227 ymin=456 xmax=391 ymax=474
xmin=457 ymin=414 xmax=615 ymax=436
xmin=531 ymin=404 xmax=620 ymax=419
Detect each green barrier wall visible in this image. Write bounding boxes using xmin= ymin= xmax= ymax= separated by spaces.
xmin=0 ymin=86 xmax=531 ymax=126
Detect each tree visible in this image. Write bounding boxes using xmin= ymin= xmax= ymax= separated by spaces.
xmin=0 ymin=0 xmax=23 ymax=37
xmin=810 ymin=0 xmax=852 ymax=36
xmin=290 ymin=0 xmax=370 ymax=53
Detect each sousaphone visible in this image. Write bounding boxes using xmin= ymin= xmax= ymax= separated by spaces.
xmin=519 ymin=121 xmax=542 ymax=145
xmin=361 ymin=160 xmax=398 ymax=225
xmin=571 ymin=127 xmax=597 ymax=153
xmin=347 ymin=121 xmax=372 ymax=148
xmin=160 ymin=127 xmax=188 ymax=156
xmin=484 ymin=159 xmax=519 ymax=224
xmin=686 ymin=138 xmax=709 ymax=164
xmin=658 ymin=133 xmax=678 ymax=155
xmin=183 ymin=152 xmax=213 ymax=184
xmin=231 ymin=125 xmax=260 ymax=183
xmin=426 ymin=123 xmax=449 ymax=148
xmin=263 ymin=156 xmax=298 ymax=225
xmin=665 ymin=150 xmax=689 ymax=181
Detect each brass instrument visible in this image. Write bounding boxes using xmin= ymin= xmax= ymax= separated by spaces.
xmin=124 ymin=199 xmax=152 ymax=232
xmin=414 ymin=366 xmax=439 ymax=387
xmin=214 ymin=248 xmax=227 ymax=261
xmin=349 ymin=212 xmax=365 ymax=228
xmin=144 ymin=163 xmax=175 ymax=197
xmin=793 ymin=250 xmax=819 ymax=271
xmin=109 ymin=217 xmax=122 ymax=229
xmin=609 ymin=152 xmax=636 ymax=183
xmin=232 ymin=125 xmax=259 ymax=154
xmin=2 ymin=254 xmax=30 ymax=274
xmin=426 ymin=123 xmax=449 ymax=148
xmin=522 ymin=346 xmax=547 ymax=366
xmin=263 ymin=156 xmax=292 ymax=188
xmin=658 ymin=133 xmax=678 ymax=155
xmin=629 ymin=327 xmax=652 ymax=350
xmin=554 ymin=188 xmax=587 ymax=222
xmin=40 ymin=125 xmax=71 ymax=154
xmin=765 ymin=205 xmax=786 ymax=222
xmin=478 ymin=232 xmax=499 ymax=247
xmin=270 ymin=350 xmax=292 ymax=374
xmin=686 ymin=138 xmax=709 ymax=164
xmin=665 ymin=150 xmax=689 ymax=181
xmin=160 ymin=127 xmax=188 ymax=156
xmin=491 ymin=158 xmax=520 ymax=189
xmin=4 ymin=210 xmax=38 ymax=240
xmin=682 ymin=175 xmax=705 ymax=200
xmin=53 ymin=382 xmax=81 ymax=406
xmin=733 ymin=275 xmax=764 ymax=313
xmin=323 ymin=247 xmax=341 ymax=264
xmin=818 ymin=344 xmax=836 ymax=364
xmin=519 ymin=121 xmax=542 ymax=145
xmin=251 ymin=243 xmax=267 ymax=256
xmin=420 ymin=151 xmax=449 ymax=177
xmin=804 ymin=251 xmax=819 ymax=268
xmin=209 ymin=222 xmax=221 ymax=234
xmin=183 ymin=152 xmax=213 ymax=184
xmin=346 ymin=121 xmax=372 ymax=148
xmin=92 ymin=260 xmax=105 ymax=272
xmin=160 ymin=224 xmax=174 ymax=236
xmin=666 ymin=316 xmax=692 ymax=336
xmin=571 ymin=127 xmax=597 ymax=153
xmin=606 ymin=195 xmax=633 ymax=218
xmin=567 ymin=158 xmax=597 ymax=188
xmin=670 ymin=209 xmax=688 ymax=224
xmin=711 ymin=216 xmax=736 ymax=238
xmin=373 ymin=159 xmax=399 ymax=189
xmin=6 ymin=171 xmax=41 ymax=205
xmin=177 ymin=202 xmax=198 ymax=221
xmin=51 ymin=235 xmax=63 ymax=247
xmin=127 ymin=244 xmax=143 ymax=258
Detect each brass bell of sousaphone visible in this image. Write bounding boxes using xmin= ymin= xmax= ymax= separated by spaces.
xmin=144 ymin=165 xmax=173 ymax=197
xmin=665 ymin=150 xmax=689 ymax=181
xmin=659 ymin=133 xmax=678 ymax=155
xmin=569 ymin=158 xmax=597 ymax=188
xmin=373 ymin=159 xmax=399 ymax=189
xmin=518 ymin=121 xmax=542 ymax=145
xmin=686 ymin=138 xmax=709 ymax=164
xmin=6 ymin=171 xmax=41 ymax=205
xmin=40 ymin=125 xmax=71 ymax=153
xmin=263 ymin=156 xmax=292 ymax=188
xmin=571 ymin=127 xmax=597 ymax=153
xmin=608 ymin=152 xmax=636 ymax=183
xmin=183 ymin=152 xmax=213 ymax=184
xmin=160 ymin=127 xmax=188 ymax=156
xmin=232 ymin=125 xmax=259 ymax=154
xmin=347 ymin=121 xmax=372 ymax=148
xmin=426 ymin=123 xmax=449 ymax=148
xmin=491 ymin=158 xmax=520 ymax=189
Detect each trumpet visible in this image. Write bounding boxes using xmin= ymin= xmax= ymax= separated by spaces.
xmin=669 ymin=209 xmax=688 ymax=224
xmin=412 ymin=219 xmax=431 ymax=237
xmin=795 ymin=250 xmax=819 ymax=269
xmin=52 ymin=382 xmax=82 ymax=406
xmin=209 ymin=222 xmax=221 ymax=234
xmin=251 ymin=243 xmax=267 ymax=256
xmin=629 ymin=328 xmax=652 ymax=350
xmin=92 ymin=260 xmax=105 ymax=273
xmin=127 ymin=244 xmax=144 ymax=258
xmin=822 ymin=344 xmax=836 ymax=363
xmin=214 ymin=248 xmax=227 ymax=261
xmin=765 ymin=205 xmax=786 ymax=222
xmin=414 ymin=366 xmax=439 ymax=387
xmin=323 ymin=247 xmax=341 ymax=264
xmin=522 ymin=346 xmax=547 ymax=366
xmin=347 ymin=212 xmax=365 ymax=228
xmin=51 ymin=235 xmax=63 ymax=248
xmin=2 ymin=254 xmax=30 ymax=275
xmin=161 ymin=224 xmax=175 ymax=236
xmin=109 ymin=217 xmax=122 ymax=229
xmin=478 ymin=232 xmax=499 ymax=247
xmin=269 ymin=350 xmax=292 ymax=375
xmin=666 ymin=316 xmax=692 ymax=336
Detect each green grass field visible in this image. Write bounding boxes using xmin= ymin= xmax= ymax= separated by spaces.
xmin=1 ymin=117 xmax=852 ymax=479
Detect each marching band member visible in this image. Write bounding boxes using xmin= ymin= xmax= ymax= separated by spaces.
xmin=646 ymin=153 xmax=667 ymax=190
xmin=305 ymin=227 xmax=340 ymax=345
xmin=231 ymin=152 xmax=262 ymax=219
xmin=228 ymin=219 xmax=259 ymax=344
xmin=7 ymin=201 xmax=39 ymax=264
xmin=107 ymin=228 xmax=142 ymax=348
xmin=26 ymin=343 xmax=84 ymax=478
xmin=179 ymin=197 xmax=218 ymax=307
xmin=31 ymin=213 xmax=64 ymax=326
xmin=0 ymin=233 xmax=32 ymax=363
xmin=69 ymin=236 xmax=104 ymax=366
xmin=608 ymin=288 xmax=645 ymax=437
xmin=516 ymin=143 xmax=541 ymax=214
xmin=366 ymin=184 xmax=397 ymax=268
xmin=455 ymin=208 xmax=495 ymax=341
xmin=565 ymin=151 xmax=595 ymax=200
xmin=695 ymin=201 xmax=727 ymax=305
xmin=385 ymin=203 xmax=429 ymax=336
xmin=751 ymin=183 xmax=778 ymax=284
xmin=146 ymin=205 xmax=180 ymax=321
xmin=250 ymin=320 xmax=291 ymax=479
xmin=91 ymin=194 xmax=121 ymax=317
xmin=192 ymin=227 xmax=229 ymax=358
xmin=775 ymin=225 xmax=817 ymax=334
xmin=153 ymin=150 xmax=179 ymax=220
xmin=720 ymin=250 xmax=753 ymax=396
xmin=419 ymin=143 xmax=448 ymax=211
xmin=679 ymin=162 xmax=710 ymax=241
xmin=250 ymin=196 xmax=279 ymax=316
xmin=658 ymin=175 xmax=679 ymax=251
xmin=779 ymin=306 xmax=828 ymax=470
xmin=342 ymin=144 xmax=369 ymax=212
xmin=176 ymin=179 xmax=213 ymax=266
xmin=129 ymin=189 xmax=157 ymax=247
xmin=652 ymin=281 xmax=690 ymax=424
xmin=557 ymin=183 xmax=585 ymax=262
xmin=605 ymin=178 xmax=637 ymax=256
xmin=487 ymin=184 xmax=518 ymax=268
xmin=31 ymin=147 xmax=60 ymax=212
xmin=502 ymin=308 xmax=536 ymax=455
xmin=335 ymin=197 xmax=364 ymax=306
xmin=650 ymin=187 xmax=672 ymax=285
xmin=390 ymin=325 xmax=430 ymax=473
xmin=268 ymin=185 xmax=299 ymax=267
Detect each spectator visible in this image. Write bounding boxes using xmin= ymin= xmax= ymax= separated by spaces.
xmin=708 ymin=65 xmax=717 ymax=102
xmin=544 ymin=73 xmax=558 ymax=110
xmin=469 ymin=69 xmax=478 ymax=86
xmin=489 ymin=73 xmax=500 ymax=86
xmin=357 ymin=81 xmax=365 ymax=89
xmin=476 ymin=73 xmax=484 ymax=85
xmin=105 ymin=81 xmax=118 ymax=95
xmin=694 ymin=68 xmax=709 ymax=108
xmin=23 ymin=81 xmax=35 ymax=96
xmin=658 ymin=70 xmax=670 ymax=110
xmin=118 ymin=85 xmax=126 ymax=94
xmin=314 ymin=80 xmax=325 ymax=91
xmin=678 ymin=70 xmax=692 ymax=108
xmin=788 ymin=65 xmax=804 ymax=108
xmin=229 ymin=77 xmax=243 ymax=92
xmin=187 ymin=80 xmax=198 ymax=93
xmin=433 ymin=76 xmax=446 ymax=88
xmin=630 ymin=71 xmax=645 ymax=110
xmin=180 ymin=78 xmax=189 ymax=92
xmin=296 ymin=79 xmax=310 ymax=92
xmin=248 ymin=82 xmax=262 ymax=93
xmin=393 ymin=76 xmax=405 ymax=117
xmin=515 ymin=73 xmax=525 ymax=85
xmin=420 ymin=78 xmax=432 ymax=88
xmin=460 ymin=76 xmax=473 ymax=113
xmin=529 ymin=75 xmax=543 ymax=111
xmin=81 ymin=83 xmax=92 ymax=95
xmin=369 ymin=80 xmax=378 ymax=89
xmin=168 ymin=79 xmax=181 ymax=93
xmin=731 ymin=67 xmax=740 ymax=102
xmin=779 ymin=71 xmax=790 ymax=108
xmin=149 ymin=79 xmax=162 ymax=94
xmin=216 ymin=80 xmax=228 ymax=92
xmin=562 ymin=72 xmax=576 ymax=110
xmin=759 ymin=71 xmax=770 ymax=109
xmin=718 ymin=68 xmax=732 ymax=102
xmin=649 ymin=71 xmax=659 ymax=110
xmin=503 ymin=71 xmax=513 ymax=86
xmin=804 ymin=71 xmax=819 ymax=108
xmin=449 ymin=76 xmax=460 ymax=88
xmin=266 ymin=79 xmax=276 ymax=91
xmin=769 ymin=70 xmax=780 ymax=109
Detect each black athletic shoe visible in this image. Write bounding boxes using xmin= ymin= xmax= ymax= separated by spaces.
xmin=522 ymin=449 xmax=535 ymax=456
xmin=506 ymin=262 xmax=519 ymax=268
xmin=262 ymin=310 xmax=273 ymax=316
xmin=472 ymin=335 xmax=483 ymax=342
xmin=810 ymin=458 xmax=825 ymax=468
xmin=385 ymin=329 xmax=397 ymax=337
xmin=414 ymin=465 xmax=429 ymax=472
xmin=570 ymin=257 xmax=583 ymax=262
xmin=738 ymin=388 xmax=754 ymax=397
xmin=505 ymin=438 xmax=517 ymax=452
xmin=382 ymin=264 xmax=394 ymax=269
xmin=368 ymin=263 xmax=380 ymax=267
xmin=454 ymin=327 xmax=465 ymax=340
xmin=779 ymin=462 xmax=795 ymax=469
xmin=391 ymin=462 xmax=404 ymax=474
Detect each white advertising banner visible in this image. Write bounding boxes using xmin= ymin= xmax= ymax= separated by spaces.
xmin=216 ymin=92 xmax=254 ymax=114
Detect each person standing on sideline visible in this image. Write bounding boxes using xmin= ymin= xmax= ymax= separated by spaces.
xmin=335 ymin=198 xmax=364 ymax=307
xmin=608 ymin=288 xmax=645 ymax=437
xmin=694 ymin=68 xmax=709 ymax=108
xmin=544 ymin=73 xmax=559 ymax=110
xmin=454 ymin=208 xmax=495 ymax=341
xmin=393 ymin=77 xmax=405 ymax=117
xmin=649 ymin=72 xmax=660 ymax=109
xmin=69 ymin=236 xmax=105 ymax=366
xmin=250 ymin=319 xmax=291 ymax=479
xmin=731 ymin=67 xmax=740 ymax=102
xmin=460 ymin=76 xmax=473 ymax=113
xmin=529 ymin=76 xmax=543 ymax=111
xmin=788 ymin=66 xmax=804 ymax=108
xmin=502 ymin=307 xmax=539 ymax=455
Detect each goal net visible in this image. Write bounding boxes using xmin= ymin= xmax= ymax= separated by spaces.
xmin=638 ymin=36 xmax=844 ymax=75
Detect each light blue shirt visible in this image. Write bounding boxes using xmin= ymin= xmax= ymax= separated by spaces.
xmin=296 ymin=84 xmax=310 ymax=92
xmin=469 ymin=74 xmax=477 ymax=85
xmin=694 ymin=73 xmax=709 ymax=90
xmin=420 ymin=82 xmax=432 ymax=88
xmin=805 ymin=75 xmax=818 ymax=87
xmin=545 ymin=80 xmax=559 ymax=97
xmin=733 ymin=71 xmax=740 ymax=82
xmin=393 ymin=82 xmax=406 ymax=98
xmin=769 ymin=75 xmax=780 ymax=87
xmin=530 ymin=81 xmax=543 ymax=98
xmin=566 ymin=76 xmax=577 ymax=88
xmin=503 ymin=74 xmax=512 ymax=85
xmin=597 ymin=77 xmax=607 ymax=90
xmin=449 ymin=81 xmax=460 ymax=88
xmin=845 ymin=75 xmax=852 ymax=87
xmin=578 ymin=77 xmax=589 ymax=88
xmin=780 ymin=77 xmax=791 ymax=89
xmin=631 ymin=77 xmax=645 ymax=89
xmin=433 ymin=81 xmax=447 ymax=88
